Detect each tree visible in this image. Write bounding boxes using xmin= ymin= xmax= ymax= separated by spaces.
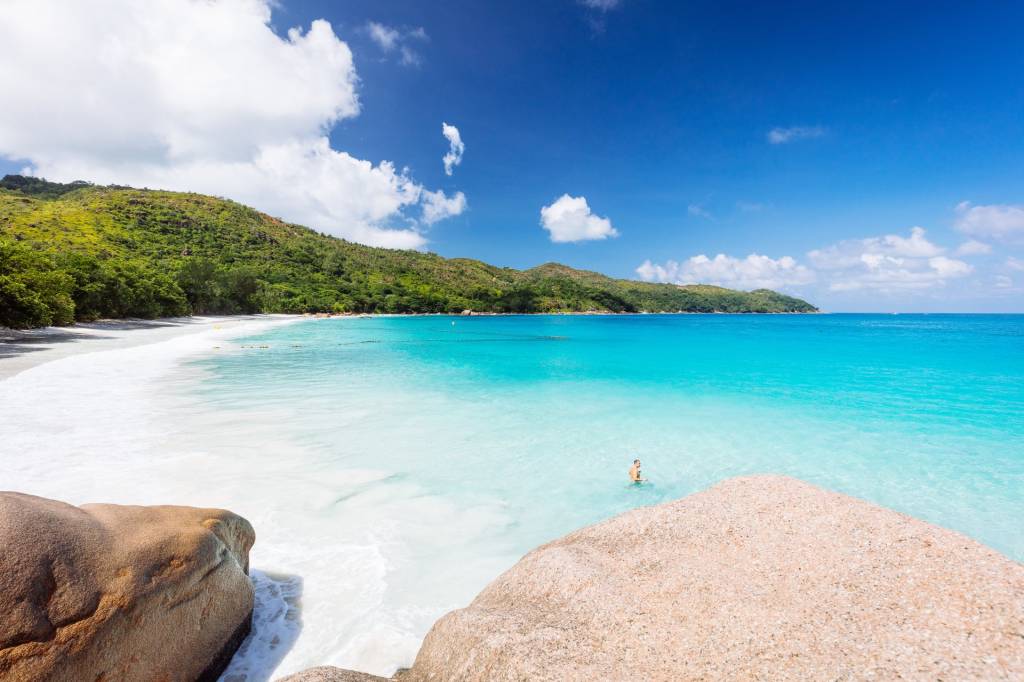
xmin=177 ymin=258 xmax=219 ymax=313
xmin=0 ymin=241 xmax=75 ymax=328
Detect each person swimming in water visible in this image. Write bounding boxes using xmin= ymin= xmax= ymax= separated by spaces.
xmin=629 ymin=458 xmax=646 ymax=484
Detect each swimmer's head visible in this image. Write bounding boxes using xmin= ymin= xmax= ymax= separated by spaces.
xmin=633 ymin=459 xmax=640 ymax=465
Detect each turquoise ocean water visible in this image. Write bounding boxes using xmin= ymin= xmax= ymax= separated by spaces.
xmin=198 ymin=313 xmax=1023 ymax=675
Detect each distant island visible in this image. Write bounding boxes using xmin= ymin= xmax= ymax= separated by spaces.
xmin=0 ymin=175 xmax=817 ymax=329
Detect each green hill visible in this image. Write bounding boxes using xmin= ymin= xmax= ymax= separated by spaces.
xmin=0 ymin=175 xmax=817 ymax=328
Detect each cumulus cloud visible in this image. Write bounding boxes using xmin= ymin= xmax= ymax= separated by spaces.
xmin=955 ymin=239 xmax=992 ymax=256
xmin=954 ymin=202 xmax=1024 ymax=241
xmin=637 ymin=224 xmax=984 ymax=296
xmin=365 ymin=21 xmax=428 ymax=67
xmin=767 ymin=126 xmax=826 ymax=145
xmin=808 ymin=227 xmax=971 ymax=292
xmin=808 ymin=226 xmax=945 ymax=265
xmin=442 ymin=123 xmax=464 ymax=176
xmin=540 ymin=194 xmax=618 ymax=243
xmin=1007 ymin=257 xmax=1024 ymax=272
xmin=0 ymin=0 xmax=464 ymax=249
xmin=927 ymin=255 xmax=973 ymax=278
xmin=421 ymin=189 xmax=467 ymax=225
xmin=636 ymin=254 xmax=814 ymax=291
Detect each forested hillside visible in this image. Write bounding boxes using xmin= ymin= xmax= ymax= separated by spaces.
xmin=0 ymin=176 xmax=816 ymax=328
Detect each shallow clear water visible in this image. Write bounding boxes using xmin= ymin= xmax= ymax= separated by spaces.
xmin=3 ymin=314 xmax=1023 ymax=679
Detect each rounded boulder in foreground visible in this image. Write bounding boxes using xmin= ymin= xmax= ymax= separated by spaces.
xmin=0 ymin=492 xmax=255 ymax=681
xmin=408 ymin=475 xmax=1024 ymax=681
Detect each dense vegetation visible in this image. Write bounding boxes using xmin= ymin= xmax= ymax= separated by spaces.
xmin=0 ymin=175 xmax=816 ymax=328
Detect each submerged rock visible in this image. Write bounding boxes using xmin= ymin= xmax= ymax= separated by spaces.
xmin=0 ymin=492 xmax=255 ymax=681
xmin=407 ymin=475 xmax=1024 ymax=681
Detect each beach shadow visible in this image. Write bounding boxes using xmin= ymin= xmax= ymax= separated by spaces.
xmin=76 ymin=320 xmax=179 ymax=331
xmin=0 ymin=317 xmax=247 ymax=361
xmin=0 ymin=329 xmax=89 ymax=358
xmin=220 ymin=570 xmax=305 ymax=682
xmin=0 ymin=319 xmax=184 ymax=358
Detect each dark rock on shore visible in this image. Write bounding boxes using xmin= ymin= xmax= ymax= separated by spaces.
xmin=0 ymin=492 xmax=255 ymax=681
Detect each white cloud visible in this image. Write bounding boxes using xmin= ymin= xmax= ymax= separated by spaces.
xmin=638 ymin=218 xmax=1009 ymax=302
xmin=808 ymin=227 xmax=971 ymax=292
xmin=400 ymin=46 xmax=421 ymax=67
xmin=367 ymin=21 xmax=401 ymax=51
xmin=0 ymin=0 xmax=464 ymax=249
xmin=366 ymin=21 xmax=428 ymax=67
xmin=954 ymin=202 xmax=1024 ymax=241
xmin=578 ymin=0 xmax=621 ymax=32
xmin=0 ymin=1 xmax=358 ymax=165
xmin=687 ymin=204 xmax=712 ymax=219
xmin=927 ymin=255 xmax=972 ymax=278
xmin=955 ymin=239 xmax=992 ymax=256
xmin=421 ymin=189 xmax=467 ymax=225
xmin=540 ymin=194 xmax=618 ymax=243
xmin=636 ymin=254 xmax=814 ymax=291
xmin=442 ymin=123 xmax=465 ymax=176
xmin=808 ymin=226 xmax=944 ymax=269
xmin=767 ymin=126 xmax=826 ymax=145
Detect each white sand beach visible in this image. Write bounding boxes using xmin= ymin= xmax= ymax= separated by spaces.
xmin=0 ymin=316 xmax=300 ymax=381
xmin=1 ymin=314 xmax=313 ymax=680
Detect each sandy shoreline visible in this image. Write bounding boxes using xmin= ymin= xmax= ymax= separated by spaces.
xmin=0 ymin=312 xmax=310 ymax=679
xmin=0 ymin=315 xmax=302 ymax=381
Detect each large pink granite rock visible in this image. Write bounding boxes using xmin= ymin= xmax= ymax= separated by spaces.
xmin=408 ymin=475 xmax=1024 ymax=681
xmin=0 ymin=492 xmax=255 ymax=681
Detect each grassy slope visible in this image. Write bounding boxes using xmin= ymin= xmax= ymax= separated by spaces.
xmin=0 ymin=178 xmax=817 ymax=315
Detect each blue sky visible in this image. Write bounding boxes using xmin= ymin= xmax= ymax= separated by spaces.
xmin=2 ymin=0 xmax=1023 ymax=311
